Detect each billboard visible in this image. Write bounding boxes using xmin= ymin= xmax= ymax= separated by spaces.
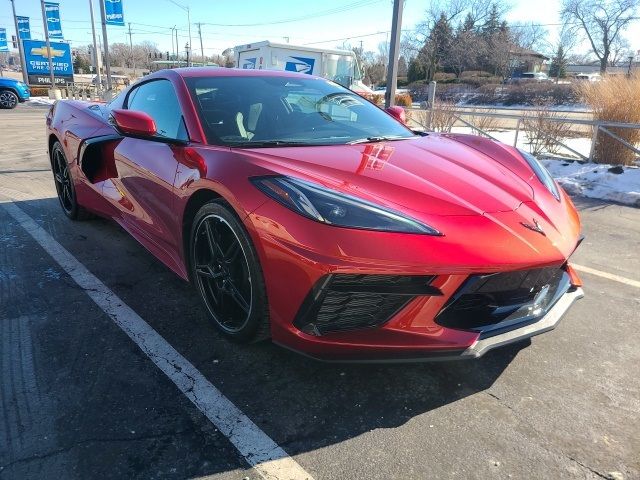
xmin=23 ymin=39 xmax=73 ymax=85
xmin=44 ymin=2 xmax=63 ymax=39
xmin=0 ymin=28 xmax=8 ymax=52
xmin=104 ymin=0 xmax=125 ymax=26
xmin=17 ymin=17 xmax=31 ymax=40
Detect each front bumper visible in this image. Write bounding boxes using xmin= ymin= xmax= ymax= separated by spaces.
xmin=276 ymin=287 xmax=583 ymax=362
xmin=458 ymin=286 xmax=584 ymax=359
xmin=246 ymin=198 xmax=584 ymax=362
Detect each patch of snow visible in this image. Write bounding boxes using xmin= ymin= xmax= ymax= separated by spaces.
xmin=26 ymin=96 xmax=56 ymax=106
xmin=540 ymin=160 xmax=640 ymax=207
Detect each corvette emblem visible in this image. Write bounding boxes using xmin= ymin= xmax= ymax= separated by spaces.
xmin=521 ymin=218 xmax=545 ymax=236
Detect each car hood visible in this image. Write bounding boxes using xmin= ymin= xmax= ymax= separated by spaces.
xmin=238 ymin=134 xmax=536 ymax=217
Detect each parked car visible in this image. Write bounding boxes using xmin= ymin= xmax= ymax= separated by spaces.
xmin=0 ymin=78 xmax=30 ymax=109
xmin=506 ymin=72 xmax=551 ymax=84
xmin=575 ymin=73 xmax=601 ymax=82
xmin=45 ymin=68 xmax=584 ymax=361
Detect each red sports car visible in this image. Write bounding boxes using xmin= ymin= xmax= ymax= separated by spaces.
xmin=46 ymin=68 xmax=584 ymax=361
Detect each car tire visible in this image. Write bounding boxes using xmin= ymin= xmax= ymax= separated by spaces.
xmin=51 ymin=141 xmax=92 ymax=220
xmin=0 ymin=89 xmax=19 ymax=109
xmin=190 ymin=200 xmax=270 ymax=342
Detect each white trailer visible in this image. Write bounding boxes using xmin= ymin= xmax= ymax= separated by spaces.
xmin=233 ymin=41 xmax=374 ymax=94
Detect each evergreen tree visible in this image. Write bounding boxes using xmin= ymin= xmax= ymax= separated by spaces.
xmin=549 ymin=45 xmax=567 ymax=79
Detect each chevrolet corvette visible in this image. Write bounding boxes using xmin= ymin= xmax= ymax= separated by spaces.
xmin=46 ymin=68 xmax=583 ymax=361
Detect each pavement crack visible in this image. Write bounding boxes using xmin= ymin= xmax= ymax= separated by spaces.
xmin=566 ymin=456 xmax=610 ymax=479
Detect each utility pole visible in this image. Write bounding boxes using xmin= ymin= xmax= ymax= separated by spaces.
xmin=187 ymin=6 xmax=192 ymax=67
xmin=175 ymin=28 xmax=179 ymax=65
xmin=89 ymin=0 xmax=102 ymax=88
xmin=170 ymin=26 xmax=175 ymax=67
xmin=185 ymin=42 xmax=190 ymax=67
xmin=384 ymin=0 xmax=403 ymax=108
xmin=198 ymin=22 xmax=204 ymax=65
xmin=98 ymin=0 xmax=113 ymax=92
xmin=628 ymin=55 xmax=634 ymax=78
xmin=10 ymin=0 xmax=28 ymax=84
xmin=127 ymin=22 xmax=136 ymax=76
xmin=40 ymin=0 xmax=56 ymax=89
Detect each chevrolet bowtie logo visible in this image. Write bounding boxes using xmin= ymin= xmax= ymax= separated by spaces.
xmin=30 ymin=46 xmax=65 ymax=58
xmin=521 ymin=218 xmax=546 ymax=236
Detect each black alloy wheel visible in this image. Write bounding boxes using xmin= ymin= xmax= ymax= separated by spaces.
xmin=0 ymin=90 xmax=19 ymax=109
xmin=51 ymin=142 xmax=91 ymax=220
xmin=190 ymin=201 xmax=269 ymax=342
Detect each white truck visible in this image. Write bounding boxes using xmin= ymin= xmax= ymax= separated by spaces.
xmin=233 ymin=41 xmax=374 ymax=95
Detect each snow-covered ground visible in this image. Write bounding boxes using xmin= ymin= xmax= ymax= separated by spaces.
xmin=25 ymin=96 xmax=56 ymax=107
xmin=541 ymin=160 xmax=640 ymax=207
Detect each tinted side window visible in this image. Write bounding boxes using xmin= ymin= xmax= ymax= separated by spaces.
xmin=127 ymin=79 xmax=187 ymax=140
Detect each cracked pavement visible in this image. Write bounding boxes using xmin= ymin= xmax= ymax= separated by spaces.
xmin=1 ymin=105 xmax=639 ymax=479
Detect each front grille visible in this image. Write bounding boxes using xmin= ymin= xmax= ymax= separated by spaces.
xmin=436 ymin=266 xmax=571 ymax=337
xmin=295 ymin=274 xmax=440 ymax=336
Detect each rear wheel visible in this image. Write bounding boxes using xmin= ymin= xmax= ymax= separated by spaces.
xmin=190 ymin=201 xmax=269 ymax=342
xmin=0 ymin=90 xmax=19 ymax=109
xmin=51 ymin=142 xmax=91 ymax=220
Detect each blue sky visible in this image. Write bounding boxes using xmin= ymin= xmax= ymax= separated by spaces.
xmin=2 ymin=0 xmax=639 ymax=57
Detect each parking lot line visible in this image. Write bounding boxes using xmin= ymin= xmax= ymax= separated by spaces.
xmin=0 ymin=199 xmax=314 ymax=480
xmin=573 ymin=263 xmax=640 ymax=289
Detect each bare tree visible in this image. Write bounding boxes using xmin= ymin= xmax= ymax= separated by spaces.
xmin=609 ymin=36 xmax=631 ymax=66
xmin=511 ymin=22 xmax=548 ymax=51
xmin=561 ymin=0 xmax=640 ymax=74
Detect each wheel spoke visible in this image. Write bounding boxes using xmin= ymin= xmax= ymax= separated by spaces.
xmin=54 ymin=173 xmax=63 ymax=184
xmin=204 ymin=220 xmax=225 ymax=260
xmin=223 ymin=242 xmax=240 ymax=262
xmin=195 ymin=264 xmax=223 ymax=280
xmin=225 ymin=280 xmax=250 ymax=313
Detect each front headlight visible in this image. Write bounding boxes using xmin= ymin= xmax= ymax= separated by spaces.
xmin=251 ymin=176 xmax=442 ymax=235
xmin=519 ymin=150 xmax=561 ymax=201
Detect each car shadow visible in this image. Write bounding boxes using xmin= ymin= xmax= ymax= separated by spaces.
xmin=9 ymin=197 xmax=526 ymax=477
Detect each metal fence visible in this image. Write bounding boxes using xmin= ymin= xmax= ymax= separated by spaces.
xmin=407 ymin=106 xmax=640 ymax=163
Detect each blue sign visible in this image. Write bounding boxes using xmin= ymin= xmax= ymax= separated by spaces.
xmin=44 ymin=2 xmax=63 ymax=39
xmin=17 ymin=17 xmax=31 ymax=40
xmin=23 ymin=39 xmax=73 ymax=85
xmin=104 ymin=0 xmax=125 ymax=26
xmin=0 ymin=28 xmax=8 ymax=52
xmin=241 ymin=57 xmax=256 ymax=69
xmin=285 ymin=56 xmax=315 ymax=74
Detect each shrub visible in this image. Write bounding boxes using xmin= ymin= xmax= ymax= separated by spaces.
xmin=523 ymin=106 xmax=574 ymax=156
xmin=580 ymin=75 xmax=640 ymax=165
xmin=395 ymin=93 xmax=413 ymax=107
xmin=430 ymin=102 xmax=457 ymax=132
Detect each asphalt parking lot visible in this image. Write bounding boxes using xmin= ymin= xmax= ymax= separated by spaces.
xmin=1 ymin=104 xmax=639 ymax=480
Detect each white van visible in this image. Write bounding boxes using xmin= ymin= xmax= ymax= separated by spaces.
xmin=233 ymin=41 xmax=374 ymax=94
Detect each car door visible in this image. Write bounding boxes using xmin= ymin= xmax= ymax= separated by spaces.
xmin=102 ymin=78 xmax=188 ymax=264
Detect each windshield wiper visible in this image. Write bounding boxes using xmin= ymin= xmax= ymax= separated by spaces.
xmin=347 ymin=135 xmax=408 ymax=145
xmin=227 ymin=140 xmax=310 ymax=148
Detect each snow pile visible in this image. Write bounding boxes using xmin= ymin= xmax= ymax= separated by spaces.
xmin=541 ymin=160 xmax=640 ymax=207
xmin=26 ymin=97 xmax=56 ymax=107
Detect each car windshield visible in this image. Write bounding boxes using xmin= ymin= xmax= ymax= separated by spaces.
xmin=185 ymin=75 xmax=415 ymax=147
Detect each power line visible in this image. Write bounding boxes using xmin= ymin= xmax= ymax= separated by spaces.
xmin=199 ymin=0 xmax=384 ymax=27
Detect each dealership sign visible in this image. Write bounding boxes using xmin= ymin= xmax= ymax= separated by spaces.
xmin=44 ymin=2 xmax=63 ymax=39
xmin=104 ymin=0 xmax=125 ymax=26
xmin=23 ymin=39 xmax=73 ymax=85
xmin=0 ymin=28 xmax=8 ymax=52
xmin=17 ymin=16 xmax=31 ymax=40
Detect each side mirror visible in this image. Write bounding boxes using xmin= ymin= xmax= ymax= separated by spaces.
xmin=385 ymin=105 xmax=406 ymax=124
xmin=111 ymin=109 xmax=157 ymax=138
